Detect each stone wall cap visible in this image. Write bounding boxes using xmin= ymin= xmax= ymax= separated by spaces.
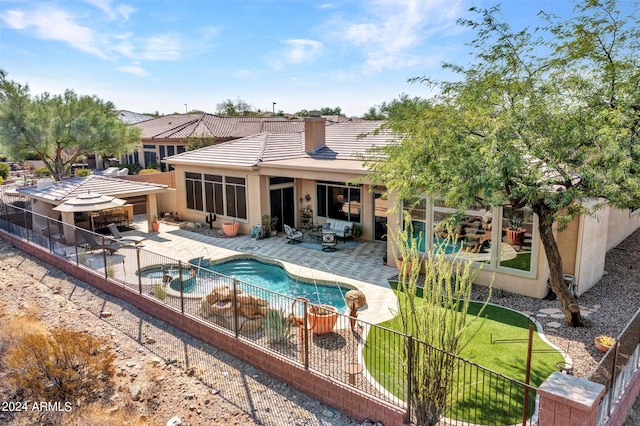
xmin=538 ymin=372 xmax=606 ymax=409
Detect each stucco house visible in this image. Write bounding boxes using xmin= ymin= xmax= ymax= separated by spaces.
xmin=162 ymin=112 xmax=640 ymax=300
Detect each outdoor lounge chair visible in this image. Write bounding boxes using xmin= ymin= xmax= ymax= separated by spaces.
xmin=80 ymin=231 xmax=122 ymax=255
xmin=102 ymin=167 xmax=119 ymax=177
xmin=284 ymin=224 xmax=303 ymax=244
xmin=116 ymin=168 xmax=129 ymax=177
xmin=107 ymin=223 xmax=145 ymax=245
xmin=321 ymin=231 xmax=337 ymax=252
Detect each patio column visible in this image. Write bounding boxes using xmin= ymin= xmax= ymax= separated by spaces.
xmin=538 ymin=372 xmax=605 ymax=425
xmin=61 ymin=211 xmax=76 ymax=245
xmin=146 ymin=193 xmax=158 ymax=232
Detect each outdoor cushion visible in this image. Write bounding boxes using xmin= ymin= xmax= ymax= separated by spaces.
xmin=323 ymin=218 xmax=354 ymax=240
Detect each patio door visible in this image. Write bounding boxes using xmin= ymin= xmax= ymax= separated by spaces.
xmin=269 ymin=179 xmax=295 ymax=232
xmin=373 ymin=190 xmax=388 ymax=241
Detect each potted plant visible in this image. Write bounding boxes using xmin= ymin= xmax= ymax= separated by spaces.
xmin=307 ymin=304 xmax=338 ymax=334
xmin=353 ymin=225 xmax=362 ymax=238
xmin=506 ymin=216 xmax=526 ymax=245
xmin=152 ymin=215 xmax=160 ymax=232
xmin=396 ymin=256 xmax=411 ymax=276
xmin=595 ymin=335 xmax=616 ymax=353
xmin=222 ymin=220 xmax=240 ymax=237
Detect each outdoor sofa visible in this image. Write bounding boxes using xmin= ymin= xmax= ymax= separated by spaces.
xmin=322 ymin=218 xmax=353 ymax=242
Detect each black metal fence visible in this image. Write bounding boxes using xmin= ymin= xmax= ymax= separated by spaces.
xmin=0 ymin=196 xmax=538 ymax=425
xmin=588 ymin=307 xmax=640 ymax=424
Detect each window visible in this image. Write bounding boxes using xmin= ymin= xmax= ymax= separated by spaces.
xmin=401 ymin=197 xmax=536 ymax=275
xmin=225 ymin=176 xmax=247 ymax=219
xmin=204 ymin=174 xmax=224 ymax=214
xmin=316 ymin=182 xmax=361 ymax=223
xmin=185 ymin=172 xmax=203 ymax=211
xmin=184 ymin=173 xmax=246 ymax=220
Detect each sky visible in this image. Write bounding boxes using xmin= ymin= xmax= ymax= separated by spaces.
xmin=0 ymin=0 xmax=633 ymax=117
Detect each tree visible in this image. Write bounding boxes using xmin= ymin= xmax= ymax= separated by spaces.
xmin=363 ymin=94 xmax=429 ymax=120
xmin=365 ymin=1 xmax=640 ymax=326
xmin=0 ymin=70 xmax=141 ymax=181
xmin=185 ymin=134 xmax=217 ymax=151
xmin=215 ymin=98 xmax=256 ymax=116
xmin=319 ymin=106 xmax=343 ymax=116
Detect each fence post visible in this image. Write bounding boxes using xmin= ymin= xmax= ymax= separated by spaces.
xmin=136 ymin=246 xmax=142 ymax=294
xmin=178 ymin=260 xmax=184 ymax=314
xmin=101 ymin=235 xmax=108 ymax=279
xmin=303 ymin=300 xmax=309 ymax=369
xmin=46 ymin=218 xmax=53 ymax=253
xmin=233 ymin=279 xmax=239 ymax=337
xmin=405 ymin=334 xmax=413 ymax=424
xmin=23 ymin=209 xmax=28 ymax=242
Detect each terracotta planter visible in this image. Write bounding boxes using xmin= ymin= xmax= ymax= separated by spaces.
xmin=152 ymin=222 xmax=160 ymax=232
xmin=506 ymin=228 xmax=525 ymax=245
xmin=397 ymin=258 xmax=412 ymax=276
xmin=222 ymin=221 xmax=240 ymax=237
xmin=307 ymin=305 xmax=338 ymax=334
xmin=595 ymin=336 xmax=615 ymax=353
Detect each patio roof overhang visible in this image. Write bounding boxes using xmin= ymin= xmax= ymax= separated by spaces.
xmin=18 ymin=175 xmax=168 ymax=206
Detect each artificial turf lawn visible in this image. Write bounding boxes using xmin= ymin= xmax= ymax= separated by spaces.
xmin=363 ymin=282 xmax=564 ymax=423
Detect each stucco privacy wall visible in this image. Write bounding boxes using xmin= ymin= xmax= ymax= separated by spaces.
xmin=575 ymin=210 xmax=610 ymax=295
xmin=607 ymin=207 xmax=640 ymax=250
xmin=0 ymin=230 xmax=405 ymax=426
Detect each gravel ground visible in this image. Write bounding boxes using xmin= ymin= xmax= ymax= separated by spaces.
xmin=1 ymin=226 xmax=640 ymax=425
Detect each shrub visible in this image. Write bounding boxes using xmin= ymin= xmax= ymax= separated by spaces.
xmin=33 ymin=166 xmax=50 ymax=177
xmin=139 ymin=168 xmax=161 ymax=175
xmin=264 ymin=309 xmax=294 ymax=344
xmin=0 ymin=176 xmax=3 ymax=185
xmin=153 ymin=284 xmax=167 ymax=300
xmin=7 ymin=326 xmax=115 ymax=403
xmin=75 ymin=168 xmax=92 ymax=177
xmin=0 ymin=162 xmax=10 ymax=180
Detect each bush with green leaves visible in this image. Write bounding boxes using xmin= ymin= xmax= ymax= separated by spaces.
xmin=139 ymin=168 xmax=161 ymax=175
xmin=75 ymin=168 xmax=92 ymax=177
xmin=0 ymin=162 xmax=10 ymax=180
xmin=264 ymin=309 xmax=294 ymax=344
xmin=33 ymin=166 xmax=50 ymax=177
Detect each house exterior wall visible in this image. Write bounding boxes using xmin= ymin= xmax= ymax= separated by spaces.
xmin=606 ymin=207 xmax=640 ymax=250
xmin=574 ymin=210 xmax=610 ymax=295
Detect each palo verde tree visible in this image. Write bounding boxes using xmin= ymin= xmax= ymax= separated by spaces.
xmin=0 ymin=70 xmax=141 ymax=181
xmin=366 ymin=1 xmax=640 ymax=327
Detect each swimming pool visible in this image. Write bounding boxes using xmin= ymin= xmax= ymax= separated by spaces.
xmin=169 ymin=258 xmax=350 ymax=313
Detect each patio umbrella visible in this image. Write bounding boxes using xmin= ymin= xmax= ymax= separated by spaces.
xmin=53 ymin=191 xmax=127 ymax=231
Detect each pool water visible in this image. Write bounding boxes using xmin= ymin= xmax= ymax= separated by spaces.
xmin=177 ymin=258 xmax=349 ymax=312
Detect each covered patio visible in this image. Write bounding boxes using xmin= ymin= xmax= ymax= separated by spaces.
xmin=18 ymin=176 xmax=167 ymax=245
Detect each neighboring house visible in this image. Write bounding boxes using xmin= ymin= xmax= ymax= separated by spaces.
xmin=163 ymin=112 xmax=640 ymax=300
xmin=115 ymin=110 xmax=154 ymax=125
xmin=126 ymin=113 xmax=312 ymax=171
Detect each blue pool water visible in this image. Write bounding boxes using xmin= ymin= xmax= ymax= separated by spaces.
xmin=171 ymin=258 xmax=349 ymax=312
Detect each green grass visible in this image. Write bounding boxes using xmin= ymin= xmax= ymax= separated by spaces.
xmin=500 ymin=252 xmax=532 ymax=270
xmin=364 ymin=282 xmax=563 ymax=424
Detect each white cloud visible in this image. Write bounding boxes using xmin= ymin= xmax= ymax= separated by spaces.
xmin=284 ymin=39 xmax=323 ymax=63
xmin=81 ymin=0 xmax=135 ymax=21
xmin=117 ymin=65 xmax=148 ymax=77
xmin=338 ymin=0 xmax=466 ymax=72
xmin=139 ymin=33 xmax=182 ymax=61
xmin=1 ymin=5 xmax=105 ymax=58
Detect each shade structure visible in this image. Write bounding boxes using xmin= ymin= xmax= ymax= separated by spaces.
xmin=53 ymin=191 xmax=127 ymax=213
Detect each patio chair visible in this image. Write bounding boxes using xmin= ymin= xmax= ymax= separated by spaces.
xmin=284 ymin=224 xmax=303 ymax=244
xmin=321 ymin=231 xmax=337 ymax=252
xmin=107 ymin=223 xmax=145 ymax=245
xmin=116 ymin=168 xmax=129 ymax=177
xmin=80 ymin=231 xmax=122 ymax=255
xmin=102 ymin=167 xmax=119 ymax=177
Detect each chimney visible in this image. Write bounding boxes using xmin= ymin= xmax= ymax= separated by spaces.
xmin=304 ymin=110 xmax=326 ymax=153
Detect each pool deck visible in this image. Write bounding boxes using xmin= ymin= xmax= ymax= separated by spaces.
xmin=107 ymin=217 xmax=400 ymax=325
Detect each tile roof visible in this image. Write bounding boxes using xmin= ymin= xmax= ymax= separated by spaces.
xmin=164 ymin=121 xmax=394 ymax=169
xmin=134 ymin=113 xmax=306 ymax=140
xmin=115 ymin=110 xmax=154 ymax=124
xmin=18 ymin=175 xmax=167 ymax=204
